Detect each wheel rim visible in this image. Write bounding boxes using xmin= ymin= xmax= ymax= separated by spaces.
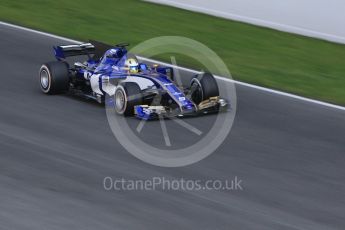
xmin=115 ymin=89 xmax=126 ymax=113
xmin=190 ymin=79 xmax=203 ymax=104
xmin=40 ymin=69 xmax=49 ymax=89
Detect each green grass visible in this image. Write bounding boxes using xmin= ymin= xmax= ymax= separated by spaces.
xmin=1 ymin=0 xmax=345 ymax=104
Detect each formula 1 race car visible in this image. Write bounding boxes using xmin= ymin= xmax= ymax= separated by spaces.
xmin=39 ymin=40 xmax=227 ymax=120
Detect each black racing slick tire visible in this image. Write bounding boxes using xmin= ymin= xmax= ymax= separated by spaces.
xmin=190 ymin=72 xmax=219 ymax=104
xmin=39 ymin=61 xmax=69 ymax=94
xmin=114 ymin=82 xmax=143 ymax=116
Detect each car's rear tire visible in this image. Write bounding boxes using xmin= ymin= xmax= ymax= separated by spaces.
xmin=190 ymin=72 xmax=219 ymax=104
xmin=114 ymin=82 xmax=142 ymax=116
xmin=39 ymin=61 xmax=69 ymax=94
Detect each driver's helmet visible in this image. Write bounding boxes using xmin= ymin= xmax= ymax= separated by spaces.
xmin=125 ymin=58 xmax=139 ymax=74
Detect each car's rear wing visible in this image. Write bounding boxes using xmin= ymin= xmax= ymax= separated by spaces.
xmin=54 ymin=43 xmax=95 ymax=60
xmin=54 ymin=40 xmax=128 ymax=61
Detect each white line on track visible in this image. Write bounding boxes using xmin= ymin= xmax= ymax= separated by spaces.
xmin=1 ymin=21 xmax=345 ymax=112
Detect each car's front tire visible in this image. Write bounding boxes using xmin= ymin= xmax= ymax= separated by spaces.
xmin=114 ymin=82 xmax=142 ymax=116
xmin=39 ymin=61 xmax=69 ymax=94
xmin=190 ymin=72 xmax=219 ymax=104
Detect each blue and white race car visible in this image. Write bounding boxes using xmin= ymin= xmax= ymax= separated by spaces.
xmin=39 ymin=40 xmax=227 ymax=120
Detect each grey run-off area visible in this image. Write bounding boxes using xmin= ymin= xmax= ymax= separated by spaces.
xmin=146 ymin=0 xmax=345 ymax=44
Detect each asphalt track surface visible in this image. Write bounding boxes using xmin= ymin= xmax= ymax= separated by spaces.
xmin=1 ymin=24 xmax=345 ymax=230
